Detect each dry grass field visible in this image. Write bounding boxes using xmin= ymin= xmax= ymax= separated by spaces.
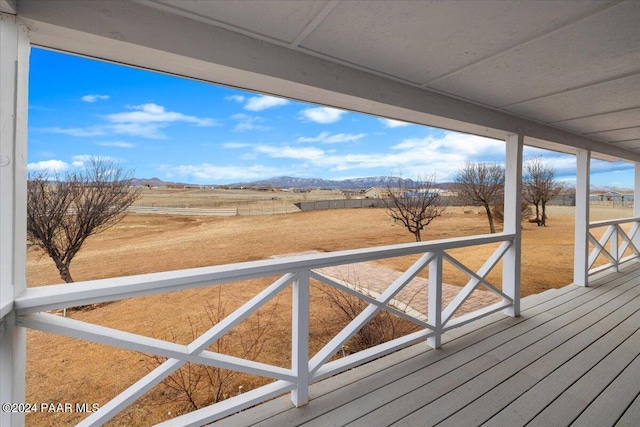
xmin=24 ymin=198 xmax=632 ymax=426
xmin=132 ymin=187 xmax=341 ymax=215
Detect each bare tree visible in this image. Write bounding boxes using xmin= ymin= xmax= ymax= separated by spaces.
xmin=145 ymin=289 xmax=279 ymax=411
xmin=454 ymin=162 xmax=504 ymax=233
xmin=27 ymin=157 xmax=141 ymax=283
xmin=523 ymin=157 xmax=566 ymax=226
xmin=383 ymin=175 xmax=447 ymax=242
xmin=491 ymin=202 xmax=533 ymax=225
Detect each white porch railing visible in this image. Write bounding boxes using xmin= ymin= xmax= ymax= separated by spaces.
xmin=13 ymin=232 xmax=516 ymax=426
xmin=588 ymin=217 xmax=640 ymax=276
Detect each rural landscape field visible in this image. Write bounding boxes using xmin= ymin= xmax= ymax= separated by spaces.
xmin=25 ymin=187 xmax=632 ymax=425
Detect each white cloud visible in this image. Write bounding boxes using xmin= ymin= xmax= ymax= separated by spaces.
xmin=163 ymin=163 xmax=281 ymax=181
xmin=231 ymin=113 xmax=270 ymax=132
xmin=222 ymin=142 xmax=252 ymax=149
xmin=104 ymin=103 xmax=216 ymax=139
xmin=379 ymin=118 xmax=411 ymax=128
xmin=225 ymin=95 xmax=245 ymax=103
xmin=95 ymin=141 xmax=134 ymax=148
xmin=106 ymin=103 xmax=213 ymax=126
xmin=43 ymin=126 xmax=105 ymax=137
xmin=27 ymin=160 xmax=69 ymax=173
xmin=298 ymin=131 xmax=331 ymax=143
xmin=226 ymin=94 xmax=288 ymax=111
xmin=70 ymin=155 xmax=120 ymax=169
xmin=106 ymin=122 xmax=166 ymax=139
xmin=82 ymin=94 xmax=109 ymax=103
xmin=299 ymin=107 xmax=346 ymax=124
xmin=244 ymin=95 xmax=289 ymax=112
xmin=41 ymin=103 xmax=217 ymax=139
xmin=391 ymin=132 xmax=503 ymax=157
xmin=250 ymin=131 xmax=506 ymax=181
xmin=255 ymin=145 xmax=326 ymax=161
xmin=297 ymin=132 xmax=366 ymax=144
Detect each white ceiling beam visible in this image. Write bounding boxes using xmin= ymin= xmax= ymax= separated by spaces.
xmin=16 ymin=0 xmax=640 ymax=162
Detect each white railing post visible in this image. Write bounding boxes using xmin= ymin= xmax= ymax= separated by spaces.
xmin=427 ymin=252 xmax=443 ymax=349
xmin=0 ymin=13 xmax=29 ymax=427
xmin=291 ymin=270 xmax=309 ymax=406
xmin=574 ymin=150 xmax=591 ymax=286
xmin=611 ymin=226 xmax=619 ymax=272
xmin=502 ymin=133 xmax=523 ymax=317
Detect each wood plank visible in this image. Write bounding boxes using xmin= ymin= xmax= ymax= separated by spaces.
xmin=527 ymin=311 xmax=640 ymax=425
xmin=440 ymin=295 xmax=640 ymax=426
xmin=485 ymin=314 xmax=640 ymax=426
xmin=391 ymin=281 xmax=640 ymax=427
xmin=572 ymin=348 xmax=640 ymax=426
xmin=616 ymin=393 xmax=640 ymax=427
xmin=343 ymin=270 xmax=640 ymax=427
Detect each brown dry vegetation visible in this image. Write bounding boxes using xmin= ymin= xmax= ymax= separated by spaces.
xmin=25 ymin=202 xmax=631 ymax=425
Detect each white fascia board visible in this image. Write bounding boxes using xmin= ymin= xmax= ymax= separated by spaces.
xmin=16 ymin=0 xmax=640 ymax=162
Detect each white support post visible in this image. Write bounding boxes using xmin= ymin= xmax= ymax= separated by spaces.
xmin=291 ymin=270 xmax=309 ymax=406
xmin=635 ymin=164 xmax=640 ymax=217
xmin=427 ymin=252 xmax=443 ymax=349
xmin=502 ymin=133 xmax=523 ymax=317
xmin=634 ymin=163 xmax=640 ymax=261
xmin=0 ymin=13 xmax=29 ymax=427
xmin=574 ymin=150 xmax=591 ymax=286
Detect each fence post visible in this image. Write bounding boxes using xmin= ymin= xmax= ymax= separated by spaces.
xmin=291 ymin=270 xmax=309 ymax=406
xmin=427 ymin=252 xmax=443 ymax=349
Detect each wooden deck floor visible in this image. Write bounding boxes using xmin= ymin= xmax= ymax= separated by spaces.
xmin=214 ymin=264 xmax=640 ymax=427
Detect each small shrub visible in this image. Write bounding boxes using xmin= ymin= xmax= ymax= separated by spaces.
xmin=316 ymin=278 xmax=422 ymax=355
xmin=143 ymin=289 xmax=279 ymax=412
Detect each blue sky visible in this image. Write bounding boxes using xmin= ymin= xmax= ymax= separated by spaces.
xmin=27 ymin=48 xmax=634 ymax=188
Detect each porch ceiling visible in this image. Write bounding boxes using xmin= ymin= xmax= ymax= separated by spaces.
xmin=13 ymin=0 xmax=640 ymax=161
xmin=138 ymin=0 xmax=640 ymax=153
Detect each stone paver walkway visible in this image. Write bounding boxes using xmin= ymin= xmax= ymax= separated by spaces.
xmin=314 ymin=262 xmax=501 ymax=319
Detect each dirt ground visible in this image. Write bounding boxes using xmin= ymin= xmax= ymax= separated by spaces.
xmin=24 ymin=204 xmax=632 ymax=425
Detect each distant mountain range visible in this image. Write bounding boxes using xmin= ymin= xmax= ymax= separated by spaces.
xmin=133 ymin=176 xmax=425 ymax=189
xmin=132 ymin=176 xmax=628 ymax=192
xmin=228 ymin=176 xmax=424 ymax=189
